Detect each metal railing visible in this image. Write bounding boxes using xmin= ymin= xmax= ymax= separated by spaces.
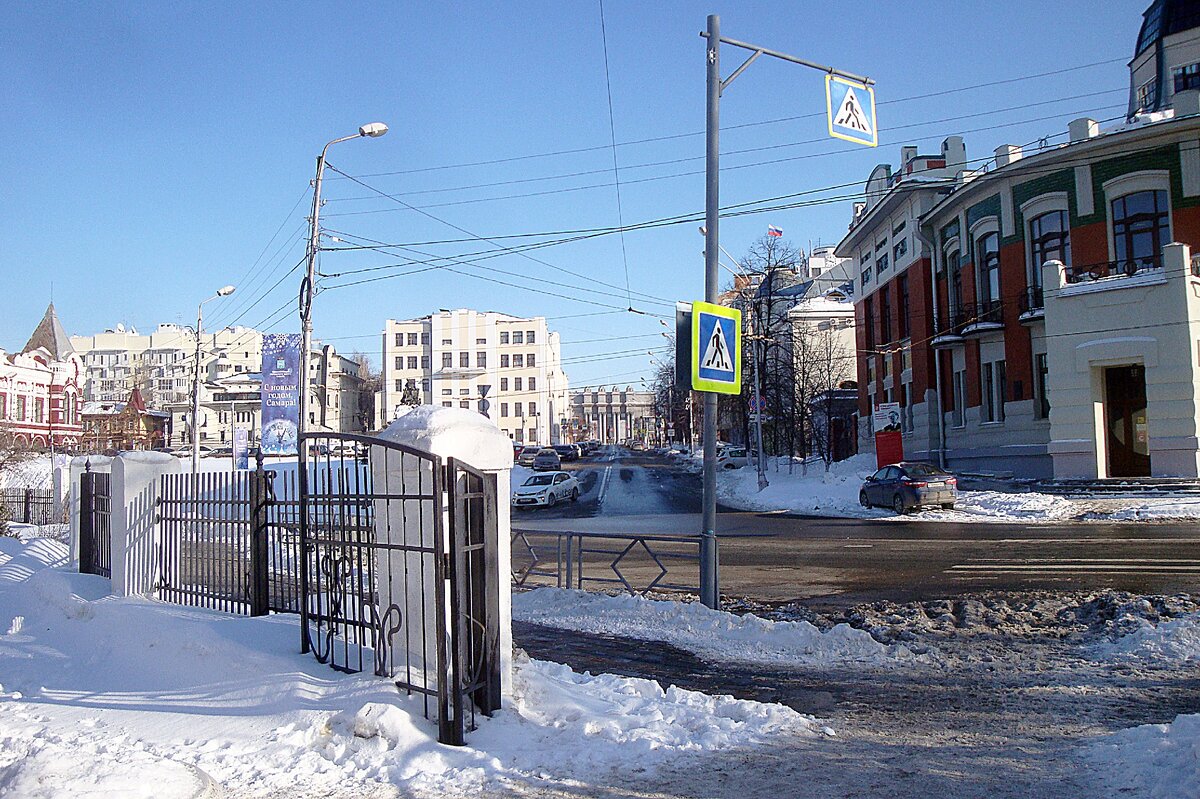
xmin=960 ymin=299 xmax=1004 ymax=327
xmin=933 ymin=310 xmax=968 ymax=338
xmin=0 ymin=488 xmax=60 ymax=526
xmin=1018 ymin=286 xmax=1045 ymax=314
xmin=1065 ymin=255 xmax=1162 ymax=284
xmin=511 ymin=528 xmax=702 ymax=596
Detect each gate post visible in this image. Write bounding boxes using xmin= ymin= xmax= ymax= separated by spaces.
xmin=23 ymin=488 xmax=32 ymax=524
xmin=78 ymin=469 xmax=95 ymax=574
xmin=248 ymin=453 xmax=271 ymax=617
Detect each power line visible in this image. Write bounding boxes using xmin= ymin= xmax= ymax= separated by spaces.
xmin=597 ymin=0 xmax=632 ymax=308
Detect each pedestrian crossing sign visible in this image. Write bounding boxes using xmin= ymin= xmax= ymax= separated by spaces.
xmin=691 ymin=301 xmax=742 ymax=394
xmin=826 ymin=74 xmax=877 ymax=147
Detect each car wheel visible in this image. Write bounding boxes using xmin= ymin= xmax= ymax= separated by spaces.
xmin=941 ymin=502 xmax=955 ymax=510
xmin=859 ymin=490 xmax=871 ymax=508
xmin=546 ymin=492 xmax=557 ymax=507
xmin=570 ymin=487 xmax=580 ymax=502
xmin=892 ymin=494 xmax=907 ymax=515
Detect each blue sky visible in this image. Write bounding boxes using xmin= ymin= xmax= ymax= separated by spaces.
xmin=2 ymin=1 xmax=1143 ymax=389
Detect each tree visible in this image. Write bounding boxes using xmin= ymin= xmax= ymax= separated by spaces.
xmin=649 ymin=346 xmax=694 ymax=447
xmin=349 ymin=352 xmax=381 ymax=431
xmin=0 ymin=424 xmax=33 ymax=537
xmin=792 ymin=316 xmax=856 ymax=469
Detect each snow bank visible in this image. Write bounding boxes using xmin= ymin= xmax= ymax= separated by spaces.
xmin=1091 ymin=713 xmax=1200 ymax=799
xmin=0 ymin=539 xmax=821 ymax=797
xmin=1092 ymin=613 xmax=1200 ymax=662
xmin=0 ymin=455 xmax=60 ymax=491
xmin=514 ymin=588 xmax=932 ymax=666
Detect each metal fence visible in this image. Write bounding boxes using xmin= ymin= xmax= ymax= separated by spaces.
xmin=1 ymin=488 xmax=60 ymax=526
xmin=511 ymin=528 xmax=702 ymax=596
xmin=78 ymin=472 xmax=111 ymax=578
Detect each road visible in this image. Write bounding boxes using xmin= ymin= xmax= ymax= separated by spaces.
xmin=513 ymin=448 xmax=1200 ymax=609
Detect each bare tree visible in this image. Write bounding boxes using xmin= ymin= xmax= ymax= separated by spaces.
xmin=349 ymin=351 xmax=381 ymax=432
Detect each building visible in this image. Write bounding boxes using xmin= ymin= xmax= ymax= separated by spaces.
xmin=81 ymin=388 xmax=169 ymax=452
xmin=840 ymin=1 xmax=1200 ymax=479
xmin=569 ymin=387 xmax=657 ymax=445
xmin=380 ymin=309 xmax=569 ymax=445
xmin=788 ymin=287 xmax=858 ymax=461
xmin=0 ymin=304 xmax=84 ymax=449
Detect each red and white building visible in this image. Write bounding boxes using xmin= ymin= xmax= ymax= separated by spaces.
xmin=0 ymin=304 xmax=84 ymax=449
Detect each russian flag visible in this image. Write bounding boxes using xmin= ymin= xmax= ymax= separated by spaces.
xmin=767 ymin=225 xmax=783 ymax=237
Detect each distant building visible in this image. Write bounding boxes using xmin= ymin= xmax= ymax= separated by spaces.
xmin=81 ymin=387 xmax=169 ymax=452
xmin=0 ymin=304 xmax=84 ymax=449
xmin=570 ymin=387 xmax=656 ymax=445
xmin=380 ymin=309 xmax=569 ymax=445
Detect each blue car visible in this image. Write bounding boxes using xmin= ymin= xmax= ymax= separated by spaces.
xmin=859 ymin=462 xmax=957 ymax=514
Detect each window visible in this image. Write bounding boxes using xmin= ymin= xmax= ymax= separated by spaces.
xmin=528 ymin=428 xmax=536 ymax=441
xmin=528 ymin=402 xmax=537 ymax=416
xmin=394 ymin=333 xmax=403 ymax=347
xmin=421 ymin=332 xmax=430 ymax=345
xmin=407 ymin=356 xmax=418 ymax=370
xmin=395 ymin=379 xmax=403 ymax=391
xmin=460 ymin=401 xmax=470 ymax=409
xmin=420 ymin=356 xmax=430 ymax=369
xmin=1034 ymin=353 xmax=1050 ymax=419
xmin=16 ymin=396 xmax=25 ymax=420
xmin=458 ymin=352 xmax=468 ymax=368
xmin=501 ymin=403 xmax=508 ymax=418
xmin=513 ymin=355 xmax=524 ymax=368
xmin=976 ymin=231 xmax=1000 ymax=306
xmin=882 ymin=353 xmax=891 ymax=381
xmin=1175 ymin=62 xmax=1200 ymax=93
xmin=861 ymin=267 xmax=871 ymax=287
xmin=476 ymin=338 xmax=487 ymax=345
xmin=527 ymin=330 xmax=536 ymax=343
xmin=1137 ymin=79 xmax=1158 ymax=111
xmin=982 ymin=360 xmax=1006 ymax=423
xmin=875 ymin=238 xmax=887 ymax=252
xmin=443 ymin=402 xmax=453 ymax=408
xmin=952 ymin=370 xmax=966 ymax=428
xmin=864 ymin=297 xmax=875 ymax=349
xmin=893 ymin=220 xmax=906 ymax=235
xmin=880 ymin=286 xmax=892 ymax=343
xmin=527 ymin=353 xmax=536 ymax=367
xmin=477 ymin=352 xmax=486 ymax=368
xmin=407 ymin=333 xmax=418 ymax=346
xmin=459 ymin=388 xmax=470 ymax=395
xmin=898 ymin=275 xmax=910 ymax=339
xmin=394 ymin=356 xmax=403 ymax=370
xmin=34 ymin=399 xmax=43 ymax=424
xmin=947 ymin=249 xmax=963 ymax=315
xmin=501 ymin=354 xmax=510 ymax=368
xmin=892 ymin=237 xmax=907 ymax=261
xmin=1029 ymin=210 xmax=1070 ymax=287
xmin=513 ymin=331 xmax=524 ymax=344
xmin=500 ymin=378 xmax=508 ymax=391
xmin=1112 ymin=190 xmax=1169 ymax=266
xmin=875 ymin=253 xmax=889 ymax=276
xmin=442 ymin=353 xmax=453 ymax=368
xmin=514 ymin=377 xmax=523 ymax=391
xmin=528 ymin=376 xmax=536 ymax=391
xmin=867 ymin=358 xmax=876 ymax=386
xmin=500 ymin=332 xmax=509 ymax=344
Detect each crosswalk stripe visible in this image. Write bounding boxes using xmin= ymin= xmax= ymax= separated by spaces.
xmin=948 ymin=564 xmax=1200 ymax=572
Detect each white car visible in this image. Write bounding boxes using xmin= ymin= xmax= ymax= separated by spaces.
xmin=512 ymin=471 xmax=580 ymax=508
xmin=717 ymin=447 xmax=748 ymax=469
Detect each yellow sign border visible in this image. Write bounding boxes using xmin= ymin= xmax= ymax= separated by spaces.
xmin=690 ymin=301 xmax=742 ymax=395
xmin=825 ymin=74 xmax=878 ymax=148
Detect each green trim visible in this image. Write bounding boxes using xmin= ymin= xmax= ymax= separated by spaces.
xmin=966 ymin=194 xmax=1002 ymax=232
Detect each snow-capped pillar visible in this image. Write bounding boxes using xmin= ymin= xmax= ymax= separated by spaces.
xmin=110 ymin=452 xmax=182 ymax=597
xmin=377 ymin=406 xmax=516 ymax=704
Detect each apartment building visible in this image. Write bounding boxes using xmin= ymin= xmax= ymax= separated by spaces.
xmin=380 ymin=309 xmax=569 ymax=445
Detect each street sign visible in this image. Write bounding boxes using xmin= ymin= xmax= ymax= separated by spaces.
xmin=690 ymin=301 xmax=742 ymax=394
xmin=826 ymin=74 xmax=877 ymax=147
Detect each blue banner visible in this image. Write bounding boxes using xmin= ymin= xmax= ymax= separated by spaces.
xmin=233 ymin=427 xmax=250 ymax=470
xmin=260 ymin=333 xmax=302 ymax=456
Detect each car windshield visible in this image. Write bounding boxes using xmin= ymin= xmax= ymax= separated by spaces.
xmin=521 ymin=447 xmax=539 ymax=455
xmin=903 ymin=463 xmax=946 ymax=477
xmin=523 ymin=475 xmax=554 ymax=486
xmin=538 ymin=449 xmax=556 ymax=455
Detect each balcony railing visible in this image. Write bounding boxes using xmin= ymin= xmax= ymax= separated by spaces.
xmin=960 ymin=300 xmax=1004 ymax=328
xmin=1018 ymin=286 xmax=1044 ymax=315
xmin=933 ymin=310 xmax=968 ymax=339
xmin=1064 ymin=255 xmax=1162 ymax=284
xmin=1191 ymin=254 xmax=1200 ymax=278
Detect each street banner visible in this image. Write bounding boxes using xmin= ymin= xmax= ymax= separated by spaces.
xmin=260 ymin=333 xmax=302 ymax=456
xmin=233 ymin=426 xmax=250 ymax=470
xmin=873 ymin=401 xmax=903 ymax=468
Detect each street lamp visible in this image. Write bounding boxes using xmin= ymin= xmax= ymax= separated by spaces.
xmin=299 ymin=123 xmax=388 ymax=443
xmin=191 ymin=285 xmax=236 ymax=474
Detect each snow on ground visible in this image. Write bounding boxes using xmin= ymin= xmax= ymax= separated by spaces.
xmin=514 ymin=588 xmax=934 ymax=666
xmin=1091 ymin=611 xmax=1200 ymax=663
xmin=0 ymin=537 xmax=822 ymax=798
xmin=717 ymin=451 xmax=1200 ymax=523
xmin=0 ymin=455 xmax=59 ymax=491
xmin=1090 ymin=714 xmax=1200 ymax=799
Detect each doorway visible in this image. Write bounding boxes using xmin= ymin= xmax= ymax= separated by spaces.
xmin=1104 ymin=365 xmax=1150 ymax=477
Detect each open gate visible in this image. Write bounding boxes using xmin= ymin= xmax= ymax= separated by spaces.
xmin=298 ymin=432 xmax=501 ymax=746
xmin=78 ymin=469 xmax=112 ymax=578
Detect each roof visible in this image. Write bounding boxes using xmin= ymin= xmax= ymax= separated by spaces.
xmin=23 ymin=303 xmax=74 ymax=360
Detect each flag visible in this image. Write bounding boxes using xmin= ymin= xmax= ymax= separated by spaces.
xmin=767 ymin=225 xmax=783 ymax=237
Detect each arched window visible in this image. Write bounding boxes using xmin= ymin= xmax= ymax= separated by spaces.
xmin=976 ymin=232 xmax=1001 ymax=307
xmin=1028 ymin=210 xmax=1070 ymax=288
xmin=1112 ymin=190 xmax=1169 ymax=267
xmin=946 ymin=249 xmax=963 ymax=316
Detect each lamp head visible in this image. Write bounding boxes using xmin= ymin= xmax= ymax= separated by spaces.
xmin=217 ymin=285 xmax=236 ymax=297
xmin=359 ymin=122 xmax=389 ymax=138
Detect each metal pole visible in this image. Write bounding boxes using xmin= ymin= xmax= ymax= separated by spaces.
xmin=701 ymin=13 xmax=721 ymax=610
xmin=751 ymin=331 xmax=769 ymax=491
xmin=191 ymin=303 xmax=204 ymax=475
xmin=299 ymin=151 xmax=327 ymax=442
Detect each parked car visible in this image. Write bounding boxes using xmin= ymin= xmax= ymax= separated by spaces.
xmin=511 ymin=470 xmax=580 ymax=508
xmin=512 ymin=442 xmax=524 ymax=462
xmin=859 ymin=462 xmax=958 ymax=513
xmin=553 ymin=444 xmax=579 ymax=462
xmin=717 ymin=447 xmax=748 ymax=469
xmin=517 ymin=446 xmax=541 ymax=467
xmin=204 ymin=447 xmax=234 ymax=459
xmin=532 ymin=447 xmax=561 ymax=471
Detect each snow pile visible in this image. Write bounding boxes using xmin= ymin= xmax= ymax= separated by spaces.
xmin=379 ymin=404 xmax=512 ymax=470
xmin=514 ymin=588 xmax=933 ymax=666
xmin=1093 ymin=613 xmax=1200 ymax=662
xmin=1091 ymin=713 xmax=1200 ymax=799
xmin=717 ymin=453 xmax=880 ymax=518
xmin=0 ymin=538 xmax=822 ymax=797
xmin=0 ymin=454 xmax=58 ymax=490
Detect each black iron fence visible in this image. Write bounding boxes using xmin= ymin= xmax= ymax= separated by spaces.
xmin=1065 ymin=255 xmax=1162 ymax=283
xmin=1 ymin=488 xmax=60 ymax=526
xmin=960 ymin=299 xmax=1004 ymax=327
xmin=1018 ymin=286 xmax=1045 ymax=314
xmin=511 ymin=528 xmax=702 ymax=596
xmin=78 ymin=472 xmax=111 ymax=578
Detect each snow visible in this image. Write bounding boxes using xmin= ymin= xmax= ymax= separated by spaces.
xmin=513 ymin=588 xmax=932 ymax=666
xmin=1092 ymin=612 xmax=1200 ymax=662
xmin=1091 ymin=714 xmax=1200 ymax=799
xmin=0 ymin=536 xmax=822 ymax=797
xmin=0 ymin=455 xmax=61 ymax=491
xmin=717 ymin=452 xmax=1200 ymax=523
xmin=378 ymin=404 xmax=513 ymax=470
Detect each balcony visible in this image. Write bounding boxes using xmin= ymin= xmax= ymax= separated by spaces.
xmin=1018 ymin=286 xmax=1044 ymax=324
xmin=1064 ymin=255 xmax=1162 ymax=284
xmin=930 ymin=311 xmax=968 ymax=348
xmin=960 ymin=300 xmax=1004 ymax=337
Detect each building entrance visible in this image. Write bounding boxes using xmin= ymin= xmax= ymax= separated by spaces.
xmin=1104 ymin=365 xmax=1150 ymax=477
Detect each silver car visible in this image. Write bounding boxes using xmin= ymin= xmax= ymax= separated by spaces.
xmin=531 ymin=447 xmax=561 ymax=471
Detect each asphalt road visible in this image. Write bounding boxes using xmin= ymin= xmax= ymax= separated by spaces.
xmin=514 ymin=448 xmax=1200 ymax=609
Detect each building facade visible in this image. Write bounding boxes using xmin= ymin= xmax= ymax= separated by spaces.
xmin=569 ymin=387 xmax=656 ymax=445
xmin=380 ymin=309 xmax=569 ymax=445
xmin=81 ymin=388 xmax=169 ymax=452
xmin=0 ymin=304 xmax=84 ymax=449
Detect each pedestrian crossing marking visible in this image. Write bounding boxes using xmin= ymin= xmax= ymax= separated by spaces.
xmin=826 ymin=74 xmax=878 ymax=147
xmin=689 ymin=300 xmax=741 ymax=394
xmin=701 ymin=322 xmax=732 ymax=372
xmin=833 ymin=87 xmax=871 ymax=134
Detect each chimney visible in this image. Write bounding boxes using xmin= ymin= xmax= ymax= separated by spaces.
xmin=1175 ymin=89 xmax=1200 ymax=117
xmin=942 ymin=136 xmax=966 ymax=167
xmin=994 ymin=144 xmax=1023 ymax=167
xmin=1069 ymin=117 xmax=1100 ymax=142
xmin=900 ymin=145 xmax=918 ymax=169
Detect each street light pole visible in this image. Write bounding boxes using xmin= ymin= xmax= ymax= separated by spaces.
xmin=299 ymin=122 xmax=388 ymax=442
xmin=191 ymin=285 xmax=236 ymax=475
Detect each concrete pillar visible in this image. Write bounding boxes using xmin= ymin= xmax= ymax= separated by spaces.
xmin=109 ymin=452 xmax=182 ymax=597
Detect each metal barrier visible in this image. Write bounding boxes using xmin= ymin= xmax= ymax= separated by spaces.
xmin=1 ymin=488 xmax=60 ymax=526
xmin=511 ymin=528 xmax=702 ymax=596
xmin=78 ymin=471 xmax=111 ymax=578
